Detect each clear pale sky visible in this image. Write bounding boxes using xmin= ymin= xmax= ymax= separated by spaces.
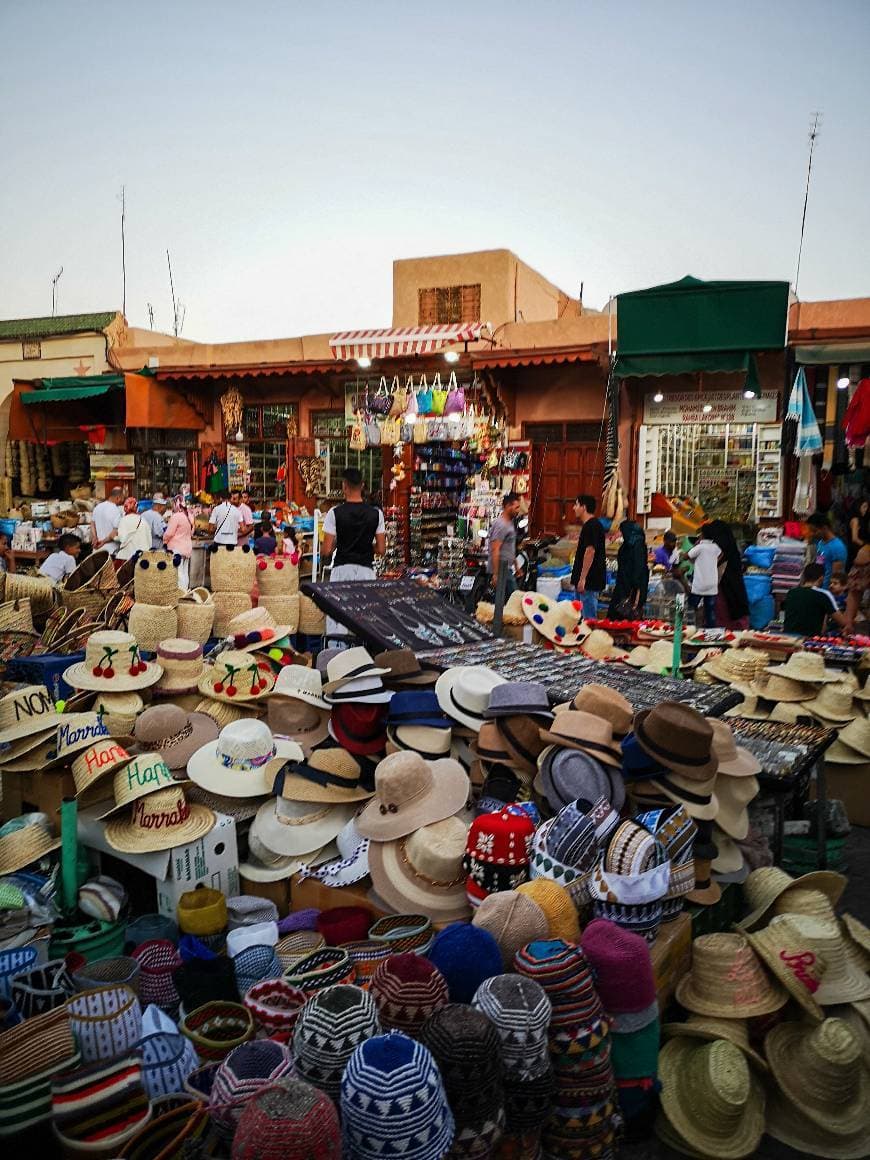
xmin=1 ymin=0 xmax=868 ymax=342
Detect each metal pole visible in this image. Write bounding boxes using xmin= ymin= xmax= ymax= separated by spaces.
xmin=492 ymin=556 xmax=509 ymax=637
xmin=672 ymin=593 xmax=684 ymax=679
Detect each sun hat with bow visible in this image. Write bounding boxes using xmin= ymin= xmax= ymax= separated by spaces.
xmin=766 ymin=650 xmax=841 ymax=683
xmin=133 ymin=705 xmax=218 ymax=773
xmin=198 ymin=650 xmax=274 ymax=704
xmin=633 ymin=701 xmax=716 ymax=780
xmin=825 ymin=717 xmax=870 ymax=764
xmin=803 ymin=681 xmax=858 ymax=724
xmin=298 ymin=817 xmax=370 ymax=888
xmin=273 ymin=748 xmax=372 ymax=804
xmin=435 ymin=666 xmax=507 ymax=732
xmin=368 ymin=816 xmax=472 ymax=924
xmin=736 ymin=865 xmax=847 ymax=931
xmin=483 ymin=681 xmax=553 ymax=722
xmin=356 ymin=751 xmax=469 ymax=841
xmin=675 ymin=931 xmax=788 ymax=1018
xmin=104 ymin=786 xmax=216 ymax=853
xmin=63 ymin=630 xmax=163 ymax=692
xmin=538 ymin=709 xmax=622 ymax=768
xmin=187 ymin=720 xmax=303 ymax=798
xmin=374 ymin=648 xmax=439 ymax=688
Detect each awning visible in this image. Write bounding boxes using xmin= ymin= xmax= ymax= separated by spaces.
xmin=794 ymin=344 xmax=870 ymax=366
xmin=614 ymin=351 xmax=757 ymax=379
xmin=10 ymin=382 xmax=119 ymax=442
xmin=20 ymin=374 xmax=125 ymax=404
xmin=329 ymin=323 xmax=485 ymax=360
xmin=471 ymin=346 xmax=599 ymax=370
xmin=125 ymin=373 xmax=205 ymax=429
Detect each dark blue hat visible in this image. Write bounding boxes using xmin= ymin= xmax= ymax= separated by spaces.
xmin=621 ymin=732 xmax=667 ymax=783
xmin=387 ymin=691 xmax=451 ymax=730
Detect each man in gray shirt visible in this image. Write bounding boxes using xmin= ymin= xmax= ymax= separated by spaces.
xmin=143 ymin=494 xmax=168 ymax=551
xmin=487 ymin=492 xmax=522 ymax=594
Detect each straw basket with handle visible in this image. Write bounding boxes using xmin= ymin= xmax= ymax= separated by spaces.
xmin=64 ymin=550 xmax=118 ymax=596
xmin=128 ymin=604 xmax=178 ymax=654
xmin=0 ymin=598 xmax=35 ymax=634
xmin=211 ymin=592 xmax=252 ymax=636
xmin=258 ymin=594 xmax=300 ymax=633
xmin=297 ymin=594 xmax=325 ymax=636
xmin=176 ymin=589 xmax=216 ymax=644
xmin=5 ymin=572 xmax=57 ymax=617
xmin=209 ymin=545 xmax=256 ymax=594
xmin=133 ymin=552 xmax=182 ymax=608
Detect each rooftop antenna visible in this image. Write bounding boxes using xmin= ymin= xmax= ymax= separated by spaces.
xmin=794 ymin=112 xmax=822 ymax=298
xmin=146 ymin=303 xmax=154 ymax=329
xmin=51 ymin=267 xmax=63 ymax=316
xmin=166 ymin=249 xmax=185 ymax=336
xmin=118 ymin=185 xmax=127 ymax=316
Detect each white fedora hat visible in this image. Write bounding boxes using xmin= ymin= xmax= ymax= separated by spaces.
xmin=187 ymin=719 xmax=303 ymax=798
xmin=435 ymin=666 xmax=507 ymax=732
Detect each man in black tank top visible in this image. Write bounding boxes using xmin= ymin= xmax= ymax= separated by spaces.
xmin=321 ymin=468 xmax=386 ymax=595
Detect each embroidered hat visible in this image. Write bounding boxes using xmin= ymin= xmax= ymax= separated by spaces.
xmin=675 ymin=931 xmax=788 ymax=1018
xmin=536 ymin=745 xmax=625 ymax=814
xmin=635 ymin=804 xmax=697 ymax=905
xmin=48 ymin=712 xmax=112 ymax=768
xmin=96 ymin=751 xmax=176 ymax=818
xmin=227 ymin=607 xmax=293 ymax=652
xmin=330 ymin=702 xmax=389 ymax=755
xmin=72 ymin=738 xmax=132 ymax=800
xmin=0 ymin=684 xmax=55 ymax=743
xmin=463 ymin=806 xmax=536 ymax=907
xmin=581 ymin=918 xmax=656 ymax=1022
xmin=765 ymin=1017 xmax=869 ymax=1136
xmin=105 ymin=787 xmax=216 ymax=853
xmin=765 ymin=650 xmax=841 ymax=683
xmin=275 ymin=749 xmax=372 ymax=804
xmin=570 ymin=684 xmax=634 ymax=739
xmin=270 ymin=663 xmax=329 ymax=709
xmin=209 ymin=1040 xmax=294 ymax=1135
xmin=369 ymin=817 xmax=471 ymax=924
xmin=633 ymin=701 xmax=716 ymax=780
xmin=187 ymin=720 xmax=303 ymax=798
xmin=293 ymin=984 xmax=381 ymax=1100
xmin=483 ymin=681 xmax=553 ymax=722
xmin=435 ymin=665 xmax=507 ymax=732
xmin=370 ymin=953 xmax=449 ymax=1038
xmin=428 ymin=922 xmax=503 ymax=1004
xmin=134 ymin=705 xmax=219 ymax=773
xmin=472 ymin=974 xmax=552 ymax=1081
xmin=661 ymin=1012 xmax=768 ymax=1073
xmin=737 ymin=865 xmax=847 ymax=931
xmin=745 ymin=913 xmax=828 ymax=1019
xmin=528 ymin=804 xmax=598 ymax=904
xmin=588 ymin=820 xmax=670 ymax=907
xmin=356 ymin=751 xmax=469 ymax=841
xmin=374 ymin=648 xmax=440 ymax=688
xmin=199 ymin=650 xmax=275 ymax=703
xmin=153 ymin=638 xmax=206 ymax=695
xmin=63 ymin=630 xmax=163 ymax=692
xmin=420 ymin=1003 xmax=504 ymax=1129
xmin=472 ymin=890 xmax=548 ymax=967
xmin=387 ymin=690 xmax=451 ymax=730
xmin=231 ymin=1078 xmax=341 ymax=1160
xmin=341 ymin=1032 xmax=455 ymax=1160
xmin=539 ymin=710 xmax=622 ymax=768
xmin=513 ymin=939 xmax=607 ymax=1055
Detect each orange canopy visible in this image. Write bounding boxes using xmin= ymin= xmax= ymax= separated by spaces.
xmin=124 ymin=373 xmax=205 ymax=429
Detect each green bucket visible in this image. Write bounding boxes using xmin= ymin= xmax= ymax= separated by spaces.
xmin=49 ymin=917 xmax=126 ymax=963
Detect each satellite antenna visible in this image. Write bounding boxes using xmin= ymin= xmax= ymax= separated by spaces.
xmin=51 ymin=267 xmax=63 ymax=316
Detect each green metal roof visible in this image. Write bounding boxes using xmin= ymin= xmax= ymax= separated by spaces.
xmin=21 ymin=374 xmax=125 ymax=404
xmin=0 ymin=312 xmax=119 ymax=342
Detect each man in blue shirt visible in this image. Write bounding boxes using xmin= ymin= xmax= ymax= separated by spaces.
xmin=808 ymin=512 xmax=848 ymax=587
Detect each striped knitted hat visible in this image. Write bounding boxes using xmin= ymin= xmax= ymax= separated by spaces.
xmin=369 ymin=953 xmax=449 ymax=1038
xmin=51 ymin=1055 xmax=150 ymax=1148
xmin=232 ymin=1078 xmax=341 ymax=1160
xmin=420 ymin=1003 xmax=503 ymax=1126
xmin=635 ymin=804 xmax=697 ymax=900
xmin=293 ymin=984 xmax=380 ymax=1100
xmin=590 ymin=898 xmax=664 ymax=945
xmin=502 ymin=1068 xmax=556 ymax=1134
xmin=529 ymin=803 xmax=599 ymax=904
xmin=472 ymin=974 xmax=552 ymax=1081
xmin=341 ymin=1032 xmax=455 ymax=1160
xmin=427 ymin=923 xmax=503 ymax=1005
xmin=513 ymin=940 xmax=605 ymax=1038
xmin=209 ymin=1039 xmax=294 ymax=1134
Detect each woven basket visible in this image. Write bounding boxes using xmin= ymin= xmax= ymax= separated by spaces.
xmin=118 ymin=1099 xmax=207 ymax=1160
xmin=66 ymin=984 xmax=142 ymax=1063
xmin=4 ymin=573 xmax=56 ymax=616
xmin=297 ymin=594 xmax=325 ymax=636
xmin=274 ymin=930 xmax=325 ymax=970
xmin=139 ymin=1031 xmax=199 ymax=1100
xmin=0 ymin=946 xmax=38 ymax=1001
xmin=180 ymin=1002 xmax=254 ymax=1062
xmin=72 ymin=957 xmax=140 ymax=996
xmin=10 ymin=959 xmax=74 ymax=1020
xmin=242 ymin=979 xmax=306 ymax=1036
xmin=255 ymin=557 xmax=299 ymax=596
xmin=176 ymin=598 xmax=216 ymax=645
xmin=132 ymin=940 xmax=182 ymax=1013
xmin=60 ymin=587 xmax=106 ymax=618
xmin=258 ymin=594 xmax=300 ymax=633
xmin=65 ymin=551 xmax=118 ymax=595
xmin=0 ymin=598 xmax=34 ymax=634
xmin=209 ymin=545 xmax=256 ymax=594
xmin=128 ymin=603 xmax=178 ymax=654
xmin=133 ymin=552 xmax=182 ymax=608
xmin=283 ymin=947 xmax=355 ymax=996
xmin=211 ymin=592 xmax=252 ymax=636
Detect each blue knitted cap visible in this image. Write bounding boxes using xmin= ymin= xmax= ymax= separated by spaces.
xmin=428 ymin=923 xmax=502 ymax=1004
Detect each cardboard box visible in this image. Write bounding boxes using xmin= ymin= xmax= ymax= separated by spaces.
xmin=1 ymin=770 xmax=76 ymax=827
xmin=813 ymin=762 xmax=870 ymax=828
xmin=650 ymin=912 xmax=692 ymax=1009
xmin=78 ymin=807 xmax=240 ymax=918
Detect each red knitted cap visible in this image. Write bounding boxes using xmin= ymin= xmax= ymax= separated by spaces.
xmin=465 ymin=807 xmax=536 ymax=868
xmin=580 ymin=917 xmax=656 ymax=1014
xmin=316 ymin=906 xmax=373 ymax=947
xmin=370 ymin=953 xmax=449 ymax=1037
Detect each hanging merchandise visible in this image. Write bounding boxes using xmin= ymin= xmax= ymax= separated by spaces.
xmin=430 ymin=373 xmax=447 ymax=416
xmin=404 ymin=377 xmax=419 ymax=418
xmin=388 ymin=377 xmax=408 ymax=419
xmin=369 ymin=378 xmax=393 ymax=417
xmin=444 ymin=372 xmax=465 ymax=416
xmin=219 ymin=387 xmax=244 ymax=440
xmin=416 ymin=374 xmax=433 ymax=416
xmin=843 ymin=377 xmax=870 ymax=448
xmin=786 ymin=368 xmax=822 ymax=517
xmin=349 ymin=415 xmax=366 ymax=452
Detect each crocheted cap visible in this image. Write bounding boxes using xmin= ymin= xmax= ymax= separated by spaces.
xmin=580 ymin=917 xmax=656 ymax=1015
xmin=232 ymin=1077 xmax=341 ymax=1160
xmin=210 ymin=1039 xmax=294 ymax=1133
xmin=293 ymin=984 xmax=380 ymax=1100
xmin=316 ymin=906 xmax=372 ymax=946
xmin=472 ymin=973 xmax=552 ymax=1083
xmin=340 ymin=1032 xmax=455 ymax=1160
xmin=421 ymin=1003 xmax=503 ymax=1123
xmin=428 ymin=922 xmax=503 ymax=1005
xmin=513 ymin=939 xmax=604 ymax=1028
xmin=370 ymin=953 xmax=449 ymax=1038
xmin=516 ymin=878 xmax=581 ymax=943
xmin=471 ymin=890 xmax=548 ymax=968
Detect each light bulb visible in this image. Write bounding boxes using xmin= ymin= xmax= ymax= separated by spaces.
xmin=837 ymin=376 xmax=850 ymax=390
xmin=702 ymin=403 xmax=712 ymax=413
xmin=653 ymin=391 xmax=664 ymax=403
xmin=357 ymin=356 xmax=372 ymax=369
xmin=447 ymin=411 xmax=462 ymax=422
xmin=743 ymin=390 xmax=755 ymax=399
xmin=444 ymin=351 xmax=460 ymax=364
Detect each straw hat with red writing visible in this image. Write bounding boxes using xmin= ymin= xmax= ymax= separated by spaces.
xmin=105 ymin=786 xmax=215 ymax=853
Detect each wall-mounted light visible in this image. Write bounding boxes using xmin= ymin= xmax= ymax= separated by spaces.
xmin=702 ymin=403 xmax=712 ymax=413
xmin=357 ymin=357 xmax=372 ymax=369
xmin=444 ymin=350 xmax=460 ymax=364
xmin=837 ymin=376 xmax=850 ymax=390
xmin=743 ymin=390 xmax=756 ymax=399
xmin=653 ymin=391 xmax=664 ymax=403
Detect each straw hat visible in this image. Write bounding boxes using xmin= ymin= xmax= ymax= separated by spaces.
xmin=105 ymin=786 xmax=215 ymax=853
xmin=766 ymin=650 xmax=841 ymax=683
xmin=50 ymin=712 xmax=114 ymax=767
xmin=675 ymin=932 xmax=787 ymax=1017
xmin=661 ymin=1013 xmax=768 ymax=1072
xmin=765 ymin=1086 xmax=870 ymax=1159
xmin=93 ymin=691 xmax=144 ymax=740
xmin=581 ymin=628 xmax=627 ymax=661
xmin=826 ymin=717 xmax=870 ymax=764
xmin=0 ymin=817 xmax=60 ymax=875
xmin=625 ymin=644 xmax=651 ymax=668
xmin=153 ymin=639 xmax=205 ymax=695
xmin=737 ymin=865 xmax=847 ymax=931
xmin=72 ymin=738 xmax=133 ymax=799
xmin=368 ymin=816 xmax=471 ymax=923
xmin=97 ymin=751 xmax=176 ymax=818
xmin=356 ymin=751 xmax=470 ymax=841
xmin=769 ymin=701 xmax=816 ymax=724
xmin=194 ymin=697 xmax=249 ymax=729
xmin=63 ymin=631 xmax=163 ymax=693
xmin=198 ymin=650 xmax=275 ymax=703
xmin=749 ymin=672 xmax=816 ymax=702
xmin=700 ymin=648 xmax=770 ymax=685
xmin=633 ymin=701 xmax=716 ymax=780
xmin=804 ymin=682 xmax=858 ymax=724
xmin=0 ymin=722 xmax=58 ymax=767
xmin=635 ymin=639 xmax=676 ymax=674
xmin=521 ymin=593 xmax=588 ymax=646
xmin=723 ymin=684 xmax=768 ymax=720
xmin=251 ymin=797 xmax=357 ymax=858
xmin=0 ymin=684 xmax=56 ymax=743
xmin=766 ymin=916 xmax=870 ymax=1005
xmin=133 ymin=551 xmax=182 ymax=607
xmin=746 ymin=913 xmax=829 ymax=1019
xmin=765 ymin=1017 xmax=869 ymax=1135
xmin=187 ymin=720 xmax=303 ymax=798
xmin=129 ymin=603 xmax=179 ymax=653
xmin=133 ymin=705 xmax=219 ymax=773
xmin=271 ymin=665 xmax=329 ymax=711
xmin=275 ymin=749 xmax=372 ymax=804
xmin=570 ymin=684 xmax=633 ymax=738
xmin=227 ymin=607 xmax=293 ymax=652
xmin=713 ymin=773 xmax=758 ymax=841
xmin=710 ymin=720 xmax=761 ymax=779
xmin=656 ymin=1038 xmax=765 ymax=1160
xmin=538 ymin=710 xmax=622 ymax=768
xmin=435 ymin=666 xmax=507 ymax=731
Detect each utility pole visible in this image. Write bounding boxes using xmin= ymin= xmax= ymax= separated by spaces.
xmin=51 ymin=267 xmax=63 ymax=316
xmin=120 ymin=185 xmax=127 ymax=316
xmin=794 ymin=112 xmax=822 ymax=297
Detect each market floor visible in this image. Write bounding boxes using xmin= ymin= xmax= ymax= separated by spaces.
xmin=622 ymin=824 xmax=870 ymax=1160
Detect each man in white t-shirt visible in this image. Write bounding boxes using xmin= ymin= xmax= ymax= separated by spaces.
xmin=209 ymin=493 xmax=244 ymax=545
xmin=91 ymin=488 xmax=124 ymax=556
xmin=686 ymin=526 xmax=723 ymax=628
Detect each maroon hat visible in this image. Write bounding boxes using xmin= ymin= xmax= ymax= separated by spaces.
xmin=370 ymin=952 xmax=449 ymax=1038
xmin=316 ymin=906 xmax=373 ymax=947
xmin=580 ymin=917 xmax=656 ymax=1018
xmin=330 ymin=703 xmax=388 ymax=756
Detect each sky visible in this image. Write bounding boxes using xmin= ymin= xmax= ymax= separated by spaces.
xmin=1 ymin=0 xmax=869 ymax=343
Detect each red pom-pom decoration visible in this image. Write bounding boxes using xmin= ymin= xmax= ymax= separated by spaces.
xmin=92 ymin=667 xmax=102 ymax=677
xmin=213 ymin=682 xmax=224 ymax=694
xmin=275 ymin=560 xmax=284 ymax=570
xmin=257 ymin=560 xmax=267 ymax=570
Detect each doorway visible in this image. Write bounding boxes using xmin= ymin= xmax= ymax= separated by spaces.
xmin=525 ymin=423 xmax=604 ymax=534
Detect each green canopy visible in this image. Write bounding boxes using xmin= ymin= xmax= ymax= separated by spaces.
xmin=613 ymin=350 xmax=758 ymax=379
xmin=21 ymin=374 xmax=125 ymax=404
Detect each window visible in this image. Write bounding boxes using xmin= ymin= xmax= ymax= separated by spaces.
xmin=418 ymin=284 xmax=481 ymax=325
xmin=311 ymin=411 xmax=382 ymax=501
xmin=242 ymin=403 xmax=297 ymax=440
xmin=22 ymin=340 xmax=41 ymax=359
xmin=238 ymin=404 xmax=298 ymax=501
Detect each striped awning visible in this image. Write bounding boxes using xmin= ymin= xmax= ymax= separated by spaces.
xmin=329 ymin=323 xmax=485 ymax=360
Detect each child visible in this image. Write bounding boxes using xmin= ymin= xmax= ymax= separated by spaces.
xmin=686 ymin=525 xmax=722 ymax=627
xmin=783 ymin=562 xmax=844 ymax=636
xmin=828 ymin=574 xmax=848 ymax=612
xmin=39 ymin=533 xmax=81 ymax=583
xmin=253 ymin=517 xmax=277 ymax=556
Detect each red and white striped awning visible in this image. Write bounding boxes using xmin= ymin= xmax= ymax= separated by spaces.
xmin=329 ymin=323 xmax=485 ymax=361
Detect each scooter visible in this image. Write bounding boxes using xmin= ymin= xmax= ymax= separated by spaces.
xmin=515 ymin=531 xmax=559 ymax=591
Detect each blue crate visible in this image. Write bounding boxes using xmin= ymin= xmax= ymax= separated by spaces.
xmin=0 ymin=519 xmax=18 ymax=538
xmin=292 ymin=517 xmax=315 ymax=532
xmin=4 ymin=651 xmax=84 ymax=703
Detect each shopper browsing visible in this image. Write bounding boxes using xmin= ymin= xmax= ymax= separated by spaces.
xmin=38 ymin=533 xmax=82 ymax=583
xmin=808 ymin=511 xmax=848 ymax=587
xmin=142 ymin=494 xmax=168 ymax=550
xmin=321 ymin=468 xmax=385 ymax=579
xmin=115 ymin=497 xmax=152 ymax=560
xmin=571 ymin=494 xmax=606 ymax=620
xmin=209 ymin=491 xmax=244 ymax=545
xmin=253 ymin=517 xmax=277 ymax=556
xmin=91 ymin=487 xmax=124 ymax=556
xmin=163 ymin=497 xmax=193 ymax=589
xmin=487 ymin=492 xmax=522 ymax=595
xmin=783 ymin=563 xmax=845 ymax=636
xmin=686 ymin=525 xmax=722 ymax=627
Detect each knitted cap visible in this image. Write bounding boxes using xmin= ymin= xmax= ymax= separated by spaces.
xmin=209 ymin=1039 xmax=294 ymax=1134
xmin=463 ymin=807 xmax=536 ymax=907
xmin=420 ymin=1003 xmax=503 ymax=1125
xmin=341 ymin=1032 xmax=455 ymax=1160
xmin=502 ymin=1069 xmax=555 ymax=1135
xmin=370 ymin=953 xmax=449 ymax=1038
xmin=231 ymin=1078 xmax=341 ymax=1160
xmin=580 ymin=918 xmax=657 ymax=1017
xmin=472 ymin=891 xmax=548 ymax=968
xmin=472 ymin=974 xmax=552 ymax=1081
xmin=293 ymin=984 xmax=380 ymax=1100
xmin=514 ymin=940 xmax=607 ymax=1057
xmin=516 ymin=878 xmax=581 ymax=943
xmin=427 ymin=922 xmax=503 ymax=1004
xmin=316 ymin=906 xmax=372 ymax=946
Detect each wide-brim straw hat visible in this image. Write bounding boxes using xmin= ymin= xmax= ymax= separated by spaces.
xmin=63 ymin=630 xmax=163 ymax=693
xmin=0 ymin=723 xmax=58 ymax=766
xmin=700 ymin=648 xmax=770 ymax=685
xmin=657 ymin=1037 xmax=765 ymax=1160
xmin=771 ymin=916 xmax=870 ymax=1006
xmin=713 ymin=774 xmax=758 ymax=840
xmin=675 ymin=931 xmax=787 ymax=1018
xmin=765 ymin=1086 xmax=870 ymax=1160
xmin=96 ymin=750 xmax=176 ymax=818
xmin=746 ymin=913 xmax=828 ymax=1020
xmin=748 ymin=672 xmax=816 ymax=702
xmin=0 ymin=818 xmax=61 ymax=874
xmin=368 ymin=816 xmax=471 ymax=924
xmin=803 ymin=681 xmax=858 ymax=724
xmin=661 ymin=1013 xmax=768 ymax=1072
xmin=581 ymin=628 xmax=627 ymax=661
xmin=227 ymin=607 xmax=293 ymax=653
xmin=766 ymin=650 xmax=842 ymax=683
xmin=105 ymin=787 xmax=216 ymax=853
xmin=825 ymin=717 xmax=870 ymax=764
xmin=765 ymin=1017 xmax=869 ymax=1135
xmin=0 ymin=684 xmax=57 ymax=744
xmin=520 ymin=593 xmax=588 ymax=646
xmin=198 ymin=650 xmax=275 ymax=704
xmin=187 ymin=724 xmax=303 ymax=799
xmin=250 ymin=798 xmax=357 ymax=858
xmin=768 ymin=701 xmax=816 ymax=724
xmin=275 ymin=749 xmax=372 ymax=804
xmin=194 ymin=698 xmax=250 ymax=729
xmin=634 ymin=639 xmax=678 ymax=674
xmin=711 ymin=721 xmax=762 ymax=778
xmin=723 ymin=684 xmax=768 ymax=720
xmin=737 ymin=865 xmax=847 ymax=931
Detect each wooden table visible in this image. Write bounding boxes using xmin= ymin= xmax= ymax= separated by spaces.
xmin=5 ymin=548 xmax=51 ymax=573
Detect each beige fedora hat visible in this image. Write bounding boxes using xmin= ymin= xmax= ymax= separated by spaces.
xmin=765 ymin=1017 xmax=869 ymax=1136
xmin=661 ymin=1012 xmax=768 ymax=1072
xmin=368 ymin=816 xmax=472 ymax=924
xmin=570 ymin=684 xmax=634 ymax=739
xmin=538 ymin=710 xmax=622 ymax=768
xmin=275 ymin=748 xmax=372 ymax=804
xmin=737 ymin=865 xmax=847 ymax=931
xmin=748 ymin=672 xmax=816 ymax=702
xmin=723 ymin=684 xmax=768 ymax=721
xmin=674 ymin=931 xmax=787 ymax=1018
xmin=710 ymin=720 xmax=761 ymax=778
xmin=0 ymin=684 xmax=56 ymax=743
xmin=713 ymin=773 xmax=758 ymax=840
xmin=804 ymin=681 xmax=858 ymax=724
xmin=710 ymin=827 xmax=744 ymax=874
xmin=766 ymin=651 xmax=841 ymax=683
xmin=825 ymin=717 xmax=870 ymax=764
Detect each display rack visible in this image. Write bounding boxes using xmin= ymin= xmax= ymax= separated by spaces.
xmin=409 ymin=444 xmax=472 ymax=562
xmin=378 ymin=506 xmax=407 ymax=574
xmin=755 ymin=423 xmax=783 ymax=518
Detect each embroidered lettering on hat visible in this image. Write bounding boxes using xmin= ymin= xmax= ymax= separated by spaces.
xmin=132 ymin=793 xmax=191 ymax=830
xmin=84 ymin=742 xmax=129 ymax=775
xmin=126 ymin=756 xmax=173 ymax=791
xmin=779 ymin=949 xmax=820 ymax=993
xmin=13 ymin=688 xmax=52 ymax=722
xmin=58 ymin=717 xmax=108 ymax=751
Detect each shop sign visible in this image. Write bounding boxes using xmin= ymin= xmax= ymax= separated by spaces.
xmin=643 ymin=392 xmax=777 ymax=425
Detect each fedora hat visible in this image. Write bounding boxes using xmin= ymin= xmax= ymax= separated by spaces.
xmin=271 ymin=665 xmax=329 ymax=711
xmin=436 ymin=666 xmax=507 ymax=731
xmin=685 ymin=856 xmax=721 ymax=905
xmin=661 ymin=1013 xmax=768 ymax=1073
xmin=766 ymin=651 xmax=841 ymax=683
xmin=570 ymin=684 xmax=633 ymax=739
xmin=134 ymin=705 xmax=219 ymax=773
xmin=538 ymin=710 xmax=622 ymax=768
xmin=472 ymin=721 xmax=513 ymax=767
xmin=633 ymin=702 xmax=716 ymax=780
xmin=635 ymin=639 xmax=675 ymax=673
xmin=324 ymin=673 xmax=393 ymax=706
xmin=96 ymin=751 xmax=176 ymax=818
xmin=368 ymin=816 xmax=471 ymax=923
xmin=675 ymin=931 xmax=788 ymax=1018
xmin=152 ymin=639 xmax=205 ymax=695
xmin=494 ymin=715 xmax=548 ymax=774
xmin=656 ymin=1038 xmax=765 ymax=1160
xmin=0 ymin=684 xmax=56 ymax=743
xmin=198 ymin=650 xmax=275 ymax=703
xmin=711 ymin=827 xmax=745 ymax=875
xmin=630 ymin=771 xmax=719 ymax=821
xmin=766 ymin=1017 xmax=869 ymax=1136
xmin=769 ymin=702 xmax=816 ymax=725
xmin=330 ymin=703 xmax=388 ymax=756
xmin=356 ymin=751 xmax=469 ymax=842
xmin=268 ymin=699 xmax=330 ymax=756
xmin=274 ymin=749 xmax=372 ymax=804
xmin=72 ymin=738 xmax=133 ymax=800
xmin=804 ymin=681 xmax=858 ymax=724
xmin=373 ymin=649 xmax=438 ymax=687
xmin=227 ymin=607 xmax=293 ymax=652
xmin=710 ymin=720 xmax=761 ymax=778
xmin=322 ymin=648 xmax=390 ymax=694
xmin=483 ymin=681 xmax=553 ymax=722
xmin=737 ymin=865 xmax=847 ymax=931
xmin=825 ymin=717 xmax=870 ymax=764
xmin=0 ymin=817 xmax=60 ymax=875
xmin=536 ymin=745 xmax=625 ymax=814
xmin=387 ymin=691 xmax=450 ymax=730
xmin=105 ymin=786 xmax=215 ymax=853
xmin=187 ymin=720 xmax=303 ymax=798
xmin=299 ymin=818 xmax=370 ymax=889
xmin=251 ymin=797 xmax=357 ymax=859
xmin=386 ymin=725 xmax=452 ymax=761
xmin=723 ymin=684 xmax=769 ymax=721
xmin=63 ymin=630 xmax=163 ymax=693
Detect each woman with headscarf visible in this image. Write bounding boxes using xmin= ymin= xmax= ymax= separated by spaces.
xmin=163 ymin=495 xmax=193 ymax=589
xmin=706 ymin=519 xmax=749 ymax=629
xmin=609 ymin=519 xmax=649 ymax=618
xmin=115 ymin=497 xmax=152 ymax=560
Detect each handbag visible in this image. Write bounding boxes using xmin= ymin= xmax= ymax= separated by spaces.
xmin=413 ymin=419 xmax=429 ymax=443
xmin=430 ymin=372 xmax=447 ymax=415
xmin=416 ymin=373 xmax=433 ymax=415
xmin=444 ymin=371 xmax=465 ymax=415
xmin=364 ymin=417 xmax=381 ymax=447
xmin=388 ymin=376 xmax=408 ymax=418
xmin=369 ymin=377 xmax=393 ymax=416
xmin=381 ymin=416 xmax=401 ymax=445
xmin=349 ymin=414 xmax=366 ymax=452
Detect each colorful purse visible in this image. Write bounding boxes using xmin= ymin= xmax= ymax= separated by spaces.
xmin=364 ymin=417 xmax=382 ymax=447
xmin=413 ymin=419 xmax=429 ymax=443
xmin=444 ymin=371 xmax=465 ymax=415
xmin=404 ymin=376 xmax=419 ymax=417
xmin=416 ymin=374 xmax=433 ymax=415
xmin=368 ymin=377 xmax=393 ymax=416
xmin=349 ymin=414 xmax=366 ymax=451
xmin=430 ymin=372 xmax=447 ymax=415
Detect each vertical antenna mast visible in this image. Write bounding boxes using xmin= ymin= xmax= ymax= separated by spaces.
xmin=120 ymin=185 xmax=127 ymax=316
xmin=51 ymin=267 xmax=63 ymax=316
xmin=794 ymin=112 xmax=822 ymax=297
xmin=147 ymin=303 xmax=154 ymax=329
xmin=167 ymin=249 xmax=179 ymax=336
